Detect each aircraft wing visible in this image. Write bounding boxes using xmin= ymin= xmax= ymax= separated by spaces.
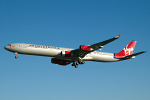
xmin=120 ymin=51 xmax=147 ymax=60
xmin=90 ymin=34 xmax=121 ymax=50
xmin=71 ymin=34 xmax=121 ymax=58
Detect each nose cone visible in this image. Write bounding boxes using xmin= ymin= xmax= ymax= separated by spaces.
xmin=4 ymin=46 xmax=8 ymax=50
xmin=4 ymin=45 xmax=10 ymax=50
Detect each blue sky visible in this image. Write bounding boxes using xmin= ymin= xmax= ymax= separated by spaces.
xmin=0 ymin=0 xmax=150 ymax=100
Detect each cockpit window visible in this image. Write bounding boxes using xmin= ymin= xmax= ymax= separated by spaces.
xmin=8 ymin=44 xmax=11 ymax=46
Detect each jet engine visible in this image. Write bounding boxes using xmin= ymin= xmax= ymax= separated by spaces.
xmin=80 ymin=45 xmax=93 ymax=52
xmin=61 ymin=51 xmax=73 ymax=57
xmin=51 ymin=58 xmax=70 ymax=65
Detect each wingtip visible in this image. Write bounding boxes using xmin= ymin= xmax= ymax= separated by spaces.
xmin=139 ymin=51 xmax=147 ymax=54
xmin=143 ymin=51 xmax=147 ymax=53
xmin=115 ymin=34 xmax=121 ymax=38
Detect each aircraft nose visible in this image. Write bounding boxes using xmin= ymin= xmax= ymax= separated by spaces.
xmin=4 ymin=46 xmax=7 ymax=49
xmin=4 ymin=45 xmax=9 ymax=50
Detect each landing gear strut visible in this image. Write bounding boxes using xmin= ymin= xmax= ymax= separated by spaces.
xmin=78 ymin=57 xmax=85 ymax=64
xmin=15 ymin=52 xmax=18 ymax=59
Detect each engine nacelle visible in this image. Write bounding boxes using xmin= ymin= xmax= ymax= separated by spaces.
xmin=80 ymin=45 xmax=93 ymax=52
xmin=61 ymin=51 xmax=73 ymax=57
xmin=51 ymin=58 xmax=70 ymax=65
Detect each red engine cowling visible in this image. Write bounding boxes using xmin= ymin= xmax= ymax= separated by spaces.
xmin=51 ymin=58 xmax=69 ymax=65
xmin=61 ymin=51 xmax=73 ymax=57
xmin=80 ymin=45 xmax=93 ymax=52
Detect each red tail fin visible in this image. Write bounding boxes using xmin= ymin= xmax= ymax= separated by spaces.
xmin=115 ymin=41 xmax=137 ymax=58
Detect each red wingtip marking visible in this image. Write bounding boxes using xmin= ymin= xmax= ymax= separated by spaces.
xmin=116 ymin=34 xmax=121 ymax=38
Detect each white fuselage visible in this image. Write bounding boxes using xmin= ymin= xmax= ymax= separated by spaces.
xmin=4 ymin=43 xmax=119 ymax=62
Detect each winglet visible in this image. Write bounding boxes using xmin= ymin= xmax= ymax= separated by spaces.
xmin=115 ymin=34 xmax=121 ymax=38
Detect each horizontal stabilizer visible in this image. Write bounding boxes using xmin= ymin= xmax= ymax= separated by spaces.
xmin=120 ymin=51 xmax=147 ymax=60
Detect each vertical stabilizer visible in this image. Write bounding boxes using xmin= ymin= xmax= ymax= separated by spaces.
xmin=115 ymin=41 xmax=137 ymax=58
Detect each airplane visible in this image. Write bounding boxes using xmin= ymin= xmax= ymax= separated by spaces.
xmin=4 ymin=34 xmax=146 ymax=68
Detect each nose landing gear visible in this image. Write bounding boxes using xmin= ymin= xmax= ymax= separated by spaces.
xmin=15 ymin=52 xmax=18 ymax=59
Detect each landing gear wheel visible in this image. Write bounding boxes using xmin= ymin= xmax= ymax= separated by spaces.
xmin=75 ymin=65 xmax=78 ymax=68
xmin=15 ymin=52 xmax=18 ymax=59
xmin=81 ymin=61 xmax=85 ymax=64
xmin=72 ymin=62 xmax=75 ymax=66
xmin=15 ymin=56 xmax=18 ymax=59
xmin=74 ymin=62 xmax=79 ymax=68
xmin=78 ymin=57 xmax=84 ymax=64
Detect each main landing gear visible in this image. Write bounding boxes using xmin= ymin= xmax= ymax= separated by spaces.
xmin=72 ymin=62 xmax=79 ymax=68
xmin=72 ymin=58 xmax=85 ymax=68
xmin=15 ymin=52 xmax=18 ymax=59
